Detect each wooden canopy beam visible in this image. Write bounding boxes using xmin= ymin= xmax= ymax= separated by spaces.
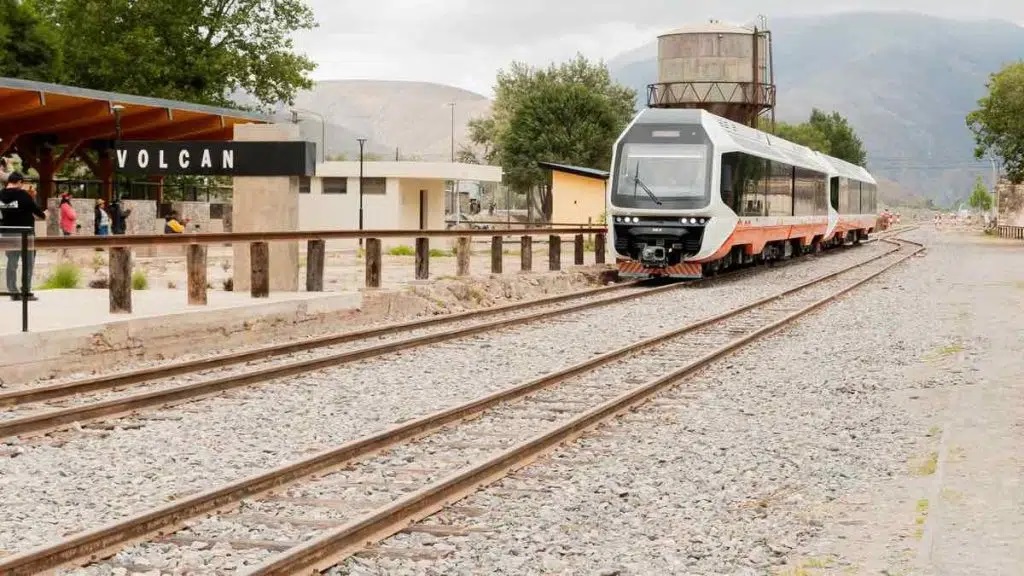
xmin=0 ymin=91 xmax=46 ymax=116
xmin=58 ymin=107 xmax=174 ymax=144
xmin=126 ymin=115 xmax=225 ymax=141
xmin=0 ymin=100 xmax=113 ymax=136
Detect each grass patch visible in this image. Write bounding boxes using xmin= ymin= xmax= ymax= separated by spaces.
xmin=39 ymin=262 xmax=82 ymax=290
xmin=429 ymin=248 xmax=453 ymax=258
xmin=910 ymin=451 xmax=939 ymax=476
xmin=387 ymin=245 xmax=416 ymax=256
xmin=913 ymin=498 xmax=930 ymax=540
xmin=776 ymin=556 xmax=836 ymax=575
xmin=131 ymin=270 xmax=149 ymax=290
xmin=926 ymin=425 xmax=942 ymax=438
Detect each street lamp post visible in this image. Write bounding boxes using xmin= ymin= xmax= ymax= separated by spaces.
xmin=290 ymin=109 xmax=326 ymax=163
xmin=357 ymin=137 xmax=366 ymax=247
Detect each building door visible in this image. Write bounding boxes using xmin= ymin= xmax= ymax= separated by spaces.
xmin=419 ymin=189 xmax=428 ymax=229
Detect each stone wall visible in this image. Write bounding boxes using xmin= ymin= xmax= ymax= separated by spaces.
xmin=121 ymin=200 xmax=158 ymax=235
xmin=170 ymin=201 xmax=210 ymax=234
xmin=996 ymin=179 xmax=1024 ymax=226
xmin=45 ymin=198 xmax=96 ymax=236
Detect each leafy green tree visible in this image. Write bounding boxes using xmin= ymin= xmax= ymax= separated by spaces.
xmin=0 ymin=0 xmax=62 ymax=81
xmin=808 ymin=109 xmax=868 ymax=166
xmin=967 ymin=175 xmax=993 ymax=212
xmin=29 ymin=0 xmax=317 ymax=108
xmin=765 ymin=109 xmax=868 ymax=166
xmin=466 ymin=54 xmax=636 ymax=218
xmin=967 ymin=62 xmax=1024 ymax=184
xmin=772 ymin=120 xmax=830 ymax=154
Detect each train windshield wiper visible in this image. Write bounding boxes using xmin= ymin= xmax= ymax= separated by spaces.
xmin=632 ymin=162 xmax=663 ymax=205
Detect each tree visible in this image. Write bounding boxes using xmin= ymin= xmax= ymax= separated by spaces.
xmin=773 ymin=120 xmax=830 ymax=154
xmin=765 ymin=109 xmax=868 ymax=166
xmin=967 ymin=175 xmax=993 ymax=212
xmin=808 ymin=109 xmax=867 ymax=166
xmin=467 ymin=54 xmax=636 ymax=218
xmin=0 ymin=0 xmax=62 ymax=82
xmin=29 ymin=0 xmax=317 ymax=109
xmin=967 ymin=62 xmax=1024 ymax=184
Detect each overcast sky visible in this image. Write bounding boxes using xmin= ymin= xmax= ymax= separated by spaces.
xmin=294 ymin=1 xmax=1024 ymax=97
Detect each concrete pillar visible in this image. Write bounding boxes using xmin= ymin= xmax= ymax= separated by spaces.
xmin=231 ymin=123 xmax=301 ymax=292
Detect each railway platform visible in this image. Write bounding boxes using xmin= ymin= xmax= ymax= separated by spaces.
xmin=0 ymin=288 xmax=361 ymax=384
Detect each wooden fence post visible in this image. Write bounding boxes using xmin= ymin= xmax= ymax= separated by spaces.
xmin=109 ymin=246 xmax=132 ymax=313
xmin=595 ymin=232 xmax=606 ymax=264
xmin=187 ymin=244 xmax=207 ymax=305
xmin=491 ymin=236 xmax=502 ymax=274
xmin=250 ymin=241 xmax=269 ymax=298
xmin=574 ymin=234 xmax=585 ymax=266
xmin=306 ymin=239 xmax=326 ymax=292
xmin=549 ymin=235 xmax=561 ymax=271
xmin=365 ymin=238 xmax=381 ymax=288
xmin=456 ymin=236 xmax=471 ymax=276
xmin=415 ymin=237 xmax=429 ymax=280
xmin=520 ymin=236 xmax=532 ymax=272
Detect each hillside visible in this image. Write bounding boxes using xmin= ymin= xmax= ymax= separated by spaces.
xmin=283 ymin=80 xmax=492 ymax=161
xmin=608 ymin=12 xmax=1024 ymax=207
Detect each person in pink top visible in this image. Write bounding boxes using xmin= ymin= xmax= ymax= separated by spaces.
xmin=58 ymin=192 xmax=77 ymax=236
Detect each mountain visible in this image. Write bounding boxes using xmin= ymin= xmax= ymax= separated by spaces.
xmin=608 ymin=12 xmax=1024 ymax=207
xmin=282 ymin=80 xmax=492 ymax=161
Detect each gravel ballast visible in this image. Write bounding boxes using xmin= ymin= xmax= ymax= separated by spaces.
xmin=317 ymin=227 xmax=1006 ymax=575
xmin=0 ymin=242 xmax=892 ymax=554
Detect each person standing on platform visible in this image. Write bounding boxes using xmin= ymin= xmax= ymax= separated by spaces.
xmin=94 ymin=199 xmax=111 ymax=236
xmin=59 ymin=193 xmax=77 ymax=236
xmin=108 ymin=195 xmax=132 ymax=235
xmin=0 ymin=172 xmax=47 ymax=301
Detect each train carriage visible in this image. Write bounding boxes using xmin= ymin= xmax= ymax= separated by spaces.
xmin=607 ymin=108 xmax=878 ymax=279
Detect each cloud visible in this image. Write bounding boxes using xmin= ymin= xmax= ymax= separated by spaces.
xmin=293 ymin=0 xmax=1024 ymax=96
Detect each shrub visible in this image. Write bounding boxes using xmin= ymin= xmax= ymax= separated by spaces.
xmin=88 ymin=276 xmax=110 ymax=289
xmin=387 ymin=245 xmax=416 ymax=256
xmin=223 ymin=278 xmax=234 ymax=291
xmin=39 ymin=262 xmax=82 ymax=290
xmin=131 ymin=270 xmax=148 ymax=290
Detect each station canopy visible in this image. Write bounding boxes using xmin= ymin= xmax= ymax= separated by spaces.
xmin=0 ymin=76 xmax=271 ymax=156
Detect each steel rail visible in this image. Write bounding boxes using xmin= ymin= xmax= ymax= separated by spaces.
xmin=0 ymin=238 xmax=919 ymax=576
xmin=249 ymin=238 xmax=926 ymax=575
xmin=0 ymin=281 xmax=690 ymax=439
xmin=0 ymin=279 xmax=647 ymax=408
xmin=1 ymin=231 xmax=905 ymax=436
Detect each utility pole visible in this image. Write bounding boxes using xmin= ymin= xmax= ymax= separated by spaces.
xmin=111 ymin=104 xmax=124 ymax=201
xmin=358 ymin=137 xmax=366 ymax=247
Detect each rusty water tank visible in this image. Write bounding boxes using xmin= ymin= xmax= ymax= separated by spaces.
xmin=648 ymin=21 xmax=776 ymax=126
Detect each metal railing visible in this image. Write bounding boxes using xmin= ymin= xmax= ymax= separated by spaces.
xmin=0 ymin=226 xmax=35 ymax=332
xmin=25 ymin=226 xmax=609 ymax=328
xmin=995 ymin=225 xmax=1024 ymax=239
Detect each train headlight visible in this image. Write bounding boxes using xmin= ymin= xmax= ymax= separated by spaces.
xmin=632 ymin=217 xmax=640 ymax=223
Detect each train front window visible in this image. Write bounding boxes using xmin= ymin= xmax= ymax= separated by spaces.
xmin=615 ymin=143 xmax=708 ymax=204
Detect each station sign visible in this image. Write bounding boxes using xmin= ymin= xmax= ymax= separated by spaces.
xmin=113 ymin=141 xmax=316 ymax=177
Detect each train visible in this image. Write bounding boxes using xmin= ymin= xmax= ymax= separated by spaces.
xmin=607 ymin=108 xmax=879 ymax=279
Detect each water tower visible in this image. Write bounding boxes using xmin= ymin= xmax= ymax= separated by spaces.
xmin=647 ymin=17 xmax=776 ymax=129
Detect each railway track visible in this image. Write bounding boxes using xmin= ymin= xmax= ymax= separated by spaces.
xmin=0 ymin=230 xmax=910 ymax=441
xmin=0 ymin=236 xmax=925 ymax=576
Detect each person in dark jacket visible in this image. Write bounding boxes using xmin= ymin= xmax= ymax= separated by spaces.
xmin=0 ymin=172 xmax=47 ymax=300
xmin=108 ymin=195 xmax=132 ymax=235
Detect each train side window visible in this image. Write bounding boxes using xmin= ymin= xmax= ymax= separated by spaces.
xmin=721 ymin=158 xmax=736 ymax=210
xmin=830 ymin=177 xmax=839 ymax=211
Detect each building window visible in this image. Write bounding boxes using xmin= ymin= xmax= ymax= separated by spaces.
xmin=362 ymin=177 xmax=386 ymax=195
xmin=298 ymin=177 xmax=311 ymax=194
xmin=323 ymin=177 xmax=347 ymax=194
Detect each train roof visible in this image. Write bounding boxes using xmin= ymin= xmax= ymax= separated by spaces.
xmin=632 ymin=108 xmax=876 ymax=183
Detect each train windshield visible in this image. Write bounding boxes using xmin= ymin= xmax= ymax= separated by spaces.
xmin=613 ymin=143 xmax=708 ymax=206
